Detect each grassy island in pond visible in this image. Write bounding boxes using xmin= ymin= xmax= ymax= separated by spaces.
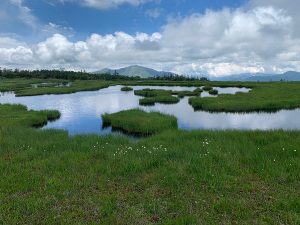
xmin=102 ymin=109 xmax=177 ymax=135
xmin=139 ymin=95 xmax=180 ymax=106
xmin=121 ymin=86 xmax=133 ymax=91
xmin=208 ymin=89 xmax=219 ymax=95
xmin=203 ymin=86 xmax=213 ymax=91
xmin=134 ymin=88 xmax=199 ymax=105
xmin=134 ymin=88 xmax=172 ymax=97
xmin=139 ymin=97 xmax=156 ymax=105
xmin=189 ymin=82 xmax=300 ymax=112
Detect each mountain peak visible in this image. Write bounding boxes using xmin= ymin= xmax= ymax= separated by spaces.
xmin=94 ymin=65 xmax=175 ymax=78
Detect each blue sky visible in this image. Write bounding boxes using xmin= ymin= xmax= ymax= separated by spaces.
xmin=0 ymin=0 xmax=300 ymax=76
xmin=11 ymin=0 xmax=246 ymax=40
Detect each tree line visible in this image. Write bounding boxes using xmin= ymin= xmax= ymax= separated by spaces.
xmin=0 ymin=68 xmax=209 ymax=81
xmin=0 ymin=69 xmax=142 ymax=80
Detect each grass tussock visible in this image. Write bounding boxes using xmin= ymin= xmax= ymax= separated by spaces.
xmin=194 ymin=87 xmax=203 ymax=93
xmin=139 ymin=96 xmax=180 ymax=105
xmin=202 ymin=86 xmax=213 ymax=91
xmin=121 ymin=86 xmax=133 ymax=91
xmin=102 ymin=109 xmax=178 ymax=135
xmin=208 ymin=89 xmax=219 ymax=95
xmin=172 ymin=90 xmax=201 ymax=98
xmin=134 ymin=89 xmax=172 ymax=97
xmin=154 ymin=95 xmax=180 ymax=104
xmin=134 ymin=89 xmax=180 ymax=105
xmin=139 ymin=97 xmax=155 ymax=106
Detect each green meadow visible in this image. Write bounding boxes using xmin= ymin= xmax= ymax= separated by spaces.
xmin=0 ymin=78 xmax=110 ymax=96
xmin=0 ymin=78 xmax=300 ymax=224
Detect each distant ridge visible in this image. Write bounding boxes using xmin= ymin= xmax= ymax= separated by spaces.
xmin=94 ymin=65 xmax=175 ymax=78
xmin=211 ymin=71 xmax=300 ymax=81
xmin=94 ymin=65 xmax=300 ymax=81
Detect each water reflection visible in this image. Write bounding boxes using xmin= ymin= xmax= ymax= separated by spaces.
xmin=0 ymin=85 xmax=299 ymax=135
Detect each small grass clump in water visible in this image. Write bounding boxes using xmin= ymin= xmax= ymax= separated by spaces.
xmin=121 ymin=86 xmax=133 ymax=92
xmin=193 ymin=87 xmax=203 ymax=93
xmin=139 ymin=96 xmax=180 ymax=105
xmin=175 ymin=91 xmax=201 ymax=98
xmin=154 ymin=95 xmax=180 ymax=104
xmin=208 ymin=89 xmax=219 ymax=95
xmin=139 ymin=98 xmax=155 ymax=106
xmin=203 ymin=86 xmax=213 ymax=91
xmin=134 ymin=89 xmax=172 ymax=97
xmin=102 ymin=109 xmax=177 ymax=135
xmin=134 ymin=88 xmax=180 ymax=105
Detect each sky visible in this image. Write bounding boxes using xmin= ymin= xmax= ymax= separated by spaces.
xmin=0 ymin=0 xmax=300 ymax=77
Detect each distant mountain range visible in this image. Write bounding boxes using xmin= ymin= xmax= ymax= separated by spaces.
xmin=94 ymin=65 xmax=300 ymax=81
xmin=94 ymin=65 xmax=175 ymax=78
xmin=211 ymin=71 xmax=300 ymax=81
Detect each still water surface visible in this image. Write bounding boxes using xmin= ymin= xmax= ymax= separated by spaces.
xmin=1 ymin=85 xmax=299 ymax=135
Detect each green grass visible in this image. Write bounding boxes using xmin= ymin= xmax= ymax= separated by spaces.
xmin=139 ymin=97 xmax=156 ymax=106
xmin=1 ymin=80 xmax=300 ymax=224
xmin=154 ymin=95 xmax=180 ymax=104
xmin=0 ymin=104 xmax=60 ymax=127
xmin=174 ymin=88 xmax=203 ymax=98
xmin=134 ymin=89 xmax=172 ymax=97
xmin=102 ymin=109 xmax=178 ymax=135
xmin=175 ymin=91 xmax=201 ymax=98
xmin=135 ymin=88 xmax=201 ymax=99
xmin=203 ymin=86 xmax=213 ymax=91
xmin=0 ymin=125 xmax=299 ymax=224
xmin=0 ymin=78 xmax=56 ymax=92
xmin=189 ymin=82 xmax=300 ymax=112
xmin=0 ymin=79 xmax=109 ymax=96
xmin=193 ymin=87 xmax=203 ymax=93
xmin=0 ymin=99 xmax=299 ymax=224
xmin=121 ymin=86 xmax=133 ymax=91
xmin=208 ymin=89 xmax=219 ymax=95
xmin=15 ymin=80 xmax=110 ymax=96
xmin=134 ymin=89 xmax=180 ymax=105
xmin=139 ymin=96 xmax=180 ymax=105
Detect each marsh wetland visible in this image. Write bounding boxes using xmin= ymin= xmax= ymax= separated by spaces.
xmin=1 ymin=85 xmax=300 ymax=135
xmin=0 ymin=78 xmax=299 ymax=224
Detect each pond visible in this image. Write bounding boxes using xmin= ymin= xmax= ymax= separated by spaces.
xmin=1 ymin=85 xmax=300 ymax=135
